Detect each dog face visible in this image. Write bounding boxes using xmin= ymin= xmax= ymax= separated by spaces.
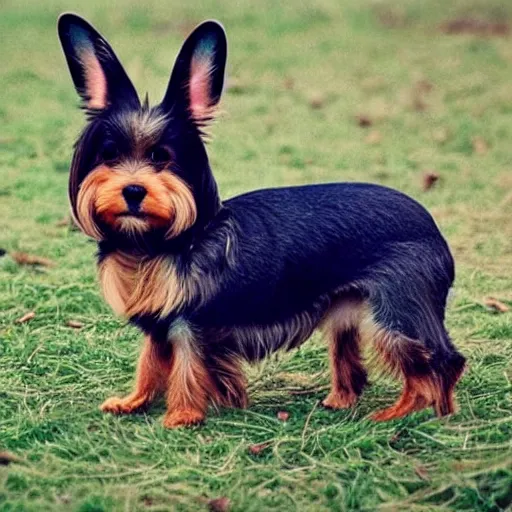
xmin=58 ymin=14 xmax=227 ymax=240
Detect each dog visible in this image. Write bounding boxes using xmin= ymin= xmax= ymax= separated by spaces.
xmin=58 ymin=14 xmax=465 ymax=428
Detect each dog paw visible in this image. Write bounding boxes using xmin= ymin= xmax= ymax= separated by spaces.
xmin=162 ymin=409 xmax=205 ymax=428
xmin=322 ymin=392 xmax=358 ymax=409
xmin=370 ymin=407 xmax=400 ymax=422
xmin=100 ymin=394 xmax=148 ymax=414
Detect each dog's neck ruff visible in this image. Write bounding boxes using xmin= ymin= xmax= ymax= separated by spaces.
xmin=96 ymin=206 xmax=235 ymax=321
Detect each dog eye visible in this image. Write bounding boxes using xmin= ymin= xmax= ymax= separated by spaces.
xmin=149 ymin=147 xmax=172 ymax=164
xmin=101 ymin=142 xmax=119 ymax=163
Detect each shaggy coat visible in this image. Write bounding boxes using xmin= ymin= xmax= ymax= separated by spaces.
xmin=58 ymin=14 xmax=465 ymax=427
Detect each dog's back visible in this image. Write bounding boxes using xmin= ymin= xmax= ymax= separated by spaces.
xmin=192 ymin=182 xmax=453 ymax=328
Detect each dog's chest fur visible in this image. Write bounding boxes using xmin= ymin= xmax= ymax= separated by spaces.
xmin=98 ymin=251 xmax=186 ymax=318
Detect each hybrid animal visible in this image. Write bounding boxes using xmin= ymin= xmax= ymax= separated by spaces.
xmin=58 ymin=14 xmax=465 ymax=428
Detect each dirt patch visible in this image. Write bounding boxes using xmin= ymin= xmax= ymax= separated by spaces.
xmin=441 ymin=18 xmax=510 ymax=37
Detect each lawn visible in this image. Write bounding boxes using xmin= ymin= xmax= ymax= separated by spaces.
xmin=1 ymin=0 xmax=511 ymax=510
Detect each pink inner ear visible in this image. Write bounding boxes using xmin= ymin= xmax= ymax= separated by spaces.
xmin=189 ymin=55 xmax=213 ymax=119
xmin=81 ymin=51 xmax=108 ymax=110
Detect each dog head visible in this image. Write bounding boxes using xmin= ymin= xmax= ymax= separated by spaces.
xmin=58 ymin=14 xmax=226 ymax=241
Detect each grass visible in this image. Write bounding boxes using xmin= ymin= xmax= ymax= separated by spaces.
xmin=1 ymin=0 xmax=512 ymax=510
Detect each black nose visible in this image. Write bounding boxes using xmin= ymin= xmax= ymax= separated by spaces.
xmin=122 ymin=184 xmax=147 ymax=207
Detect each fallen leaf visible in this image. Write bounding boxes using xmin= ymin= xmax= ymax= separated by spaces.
xmin=422 ymin=170 xmax=440 ymax=191
xmin=277 ymin=411 xmax=290 ymax=422
xmin=356 ymin=114 xmax=372 ymax=127
xmin=208 ymin=497 xmax=230 ymax=512
xmin=0 ymin=451 xmax=21 ymax=465
xmin=248 ymin=442 xmax=271 ymax=455
xmin=414 ymin=465 xmax=430 ymax=481
xmin=441 ymin=18 xmax=509 ymax=37
xmin=309 ymin=92 xmax=325 ymax=109
xmin=365 ymin=130 xmax=382 ymax=145
xmin=11 ymin=251 xmax=55 ymax=267
xmin=66 ymin=320 xmax=84 ymax=329
xmin=472 ymin=136 xmax=489 ymax=155
xmin=483 ymin=297 xmax=509 ymax=313
xmin=16 ymin=311 xmax=36 ymax=324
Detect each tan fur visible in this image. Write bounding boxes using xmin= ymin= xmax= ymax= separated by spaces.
xmin=208 ymin=354 xmax=248 ymax=409
xmin=322 ymin=295 xmax=367 ymax=332
xmin=322 ymin=297 xmax=367 ymax=408
xmin=320 ymin=295 xmax=462 ymax=419
xmin=123 ymin=110 xmax=170 ymax=155
xmin=97 ymin=217 xmax=237 ymax=320
xmin=371 ymin=376 xmax=436 ymax=421
xmin=163 ymin=322 xmax=214 ymax=427
xmin=75 ymin=165 xmax=109 ymax=239
xmin=98 ymin=251 xmax=137 ymax=316
xmin=125 ymin=256 xmax=186 ymax=317
xmin=100 ymin=336 xmax=173 ymax=414
xmin=75 ymin=162 xmax=197 ymax=241
xmin=322 ymin=337 xmax=362 ymax=409
xmin=99 ymin=325 xmax=218 ymax=428
xmin=99 ymin=252 xmax=187 ymax=318
xmin=371 ymin=328 xmax=431 ymax=379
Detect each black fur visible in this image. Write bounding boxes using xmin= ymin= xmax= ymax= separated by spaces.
xmin=58 ymin=13 xmax=140 ymax=112
xmin=124 ymin=183 xmax=460 ymax=364
xmin=59 ymin=14 xmax=465 ymax=421
xmin=161 ymin=20 xmax=227 ymax=119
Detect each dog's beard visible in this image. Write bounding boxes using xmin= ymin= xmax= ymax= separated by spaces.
xmin=116 ymin=215 xmax=150 ymax=236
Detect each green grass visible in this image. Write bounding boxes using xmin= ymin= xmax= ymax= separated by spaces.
xmin=1 ymin=0 xmax=512 ymax=510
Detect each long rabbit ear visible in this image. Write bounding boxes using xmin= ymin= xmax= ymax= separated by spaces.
xmin=161 ymin=20 xmax=227 ymax=125
xmin=58 ymin=13 xmax=140 ymax=112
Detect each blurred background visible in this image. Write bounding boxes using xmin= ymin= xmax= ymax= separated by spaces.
xmin=2 ymin=0 xmax=512 ymax=268
xmin=1 ymin=1 xmax=511 ymax=511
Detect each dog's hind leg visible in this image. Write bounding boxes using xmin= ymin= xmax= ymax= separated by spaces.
xmin=322 ymin=297 xmax=368 ymax=409
xmin=369 ymin=333 xmax=466 ymax=422
xmin=367 ymin=315 xmax=465 ymax=421
xmin=371 ymin=355 xmax=465 ymax=422
xmin=362 ymin=248 xmax=466 ymax=421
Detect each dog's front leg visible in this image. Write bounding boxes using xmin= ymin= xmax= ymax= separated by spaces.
xmin=100 ymin=336 xmax=172 ymax=414
xmin=163 ymin=329 xmax=213 ymax=428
